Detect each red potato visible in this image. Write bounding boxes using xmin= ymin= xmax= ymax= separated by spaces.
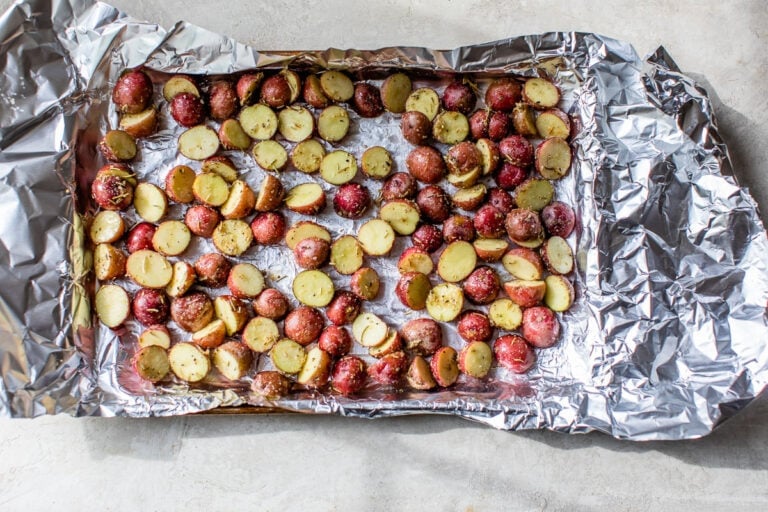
xmin=179 ymin=125 xmax=220 ymax=161
xmin=260 ymin=74 xmax=292 ymax=109
xmin=401 ymin=111 xmax=432 ymax=145
xmin=360 ymin=146 xmax=393 ymax=180
xmin=284 ymin=183 xmax=326 ymax=216
xmin=219 ymin=180 xmax=256 ymax=220
xmin=406 ymin=146 xmax=445 ymax=184
xmin=151 ymin=220 xmax=190 ymax=257
xmin=293 ymin=237 xmax=330 ymax=269
xmin=406 ymin=355 xmax=437 ymax=390
xmin=495 ymin=162 xmax=529 ymax=190
xmin=452 ymin=184 xmax=487 ymax=211
xmin=331 ymin=356 xmax=367 ymax=396
xmin=138 ymin=325 xmax=171 ymax=349
xmin=251 ymin=371 xmax=291 ymax=399
xmin=254 ymin=174 xmax=285 ymax=212
xmin=277 ymin=105 xmax=314 ymax=142
xmin=125 ymin=250 xmax=173 ymax=289
xmin=499 ymin=135 xmax=534 ymax=167
xmin=191 ymin=319 xmax=227 ymax=349
xmin=325 ymin=291 xmax=362 ymax=326
xmin=118 ymin=107 xmax=158 ymax=138
xmin=317 ymin=106 xmax=350 ymax=143
xmin=271 ymin=338 xmax=307 ymax=375
xmin=253 ymin=288 xmax=289 ymax=320
xmin=522 ymin=77 xmax=561 ymax=110
xmin=494 ymin=334 xmax=536 ymax=374
xmin=463 ymin=266 xmax=501 ymax=305
xmin=242 ymin=317 xmax=280 ymax=353
xmin=292 ymin=269 xmax=335 ymax=308
xmin=297 ymin=346 xmax=332 ymax=388
xmin=96 ymin=162 xmax=136 ymax=187
xmin=416 ymin=185 xmax=452 ymax=224
xmin=505 ymin=208 xmax=545 ymax=245
xmin=218 ymin=119 xmax=252 ymax=150
xmin=457 ymin=311 xmax=493 ymax=343
xmin=522 ymin=306 xmax=560 ymax=348
xmin=432 ymin=110 xmax=470 ymax=144
xmin=91 ymin=173 xmax=134 ymax=211
xmin=351 ymin=313 xmax=389 ymax=347
xmin=319 ymin=70 xmax=355 ymax=102
xmin=445 ymin=141 xmax=482 ymax=176
xmin=302 ymin=74 xmax=330 ymax=108
xmin=162 ymin=75 xmax=200 ymax=101
xmin=535 ymin=137 xmax=572 ymax=180
xmin=458 ymin=341 xmax=493 ymax=379
xmin=168 ymin=342 xmax=211 ymax=382
xmin=99 ymin=130 xmax=137 ymax=162
xmin=369 ymin=330 xmax=403 ymax=358
xmin=112 ymin=69 xmax=152 ymax=114
xmin=473 ymin=204 xmax=506 ymax=239
xmin=133 ymin=345 xmax=170 ymax=383
xmin=170 ymin=92 xmax=205 ymax=127
xmin=487 ymin=111 xmax=511 ymax=141
xmin=212 ymin=341 xmax=253 ymax=381
xmin=469 ymin=110 xmax=490 ymax=140
xmin=93 ymin=243 xmax=126 ymax=280
xmin=381 ymin=72 xmax=412 ymax=113
xmin=89 ymin=210 xmax=126 ymax=244
xmin=329 ymin=235 xmax=364 ymax=275
xmin=411 ymin=224 xmax=443 ymax=253
xmin=484 ymin=78 xmax=522 ymax=112
xmin=541 ymin=201 xmax=576 ymax=238
xmin=535 ymin=108 xmax=571 ymax=139
xmin=164 ymin=165 xmax=196 ymax=204
xmin=442 ymin=81 xmax=476 ymax=114
xmin=208 ymin=80 xmax=237 ymax=120
xmin=357 ymin=219 xmax=395 ymax=256
xmin=397 ymin=246 xmax=434 ymax=275
xmin=171 ymin=292 xmax=214 ymax=332
xmin=544 ymin=275 xmax=575 ymax=312
xmin=395 ymin=271 xmax=431 ymax=310
xmin=406 ymin=87 xmax=440 ymax=120
xmin=227 ymin=262 xmax=265 ymax=299
xmin=400 ymin=318 xmax=442 ymax=356
xmin=502 ymin=247 xmax=544 ymax=281
xmin=488 ymin=298 xmax=523 ymax=331
xmin=368 ymin=351 xmax=408 ymax=386
xmin=184 ymin=205 xmax=220 ymax=238
xmin=333 ymin=183 xmax=371 ymax=219
xmin=253 ymin=140 xmax=288 ymax=172
xmin=442 ymin=214 xmax=475 ymax=243
xmin=250 ymin=211 xmax=285 ymax=245
xmin=426 ymin=283 xmax=464 ymax=322
xmin=504 ymin=279 xmax=547 ymax=308
xmin=353 ymin=82 xmax=384 ymax=118
xmin=280 ymin=69 xmax=302 ymax=104
xmin=379 ymin=199 xmax=420 ymax=235
xmin=473 ymin=238 xmax=509 ymax=262
xmin=214 ymin=295 xmax=250 ymax=336
xmin=515 ymin=178 xmax=554 ymax=212
xmin=284 ymin=306 xmax=325 ymax=346
xmin=132 ymin=288 xmax=169 ymax=326
xmin=512 ymin=103 xmax=538 ymax=137
xmin=540 ymin=236 xmax=575 ymax=275
xmin=292 ymin=139 xmax=326 ymax=174
xmin=437 ymin=241 xmax=477 ymax=283
xmin=165 ymin=261 xmax=196 ymax=298
xmin=202 ymin=155 xmax=238 ymax=183
xmin=381 ymin=172 xmax=417 ymax=201
xmin=318 ymin=325 xmax=353 ymax=358
xmin=94 ymin=284 xmax=130 ymax=328
xmin=236 ymin=72 xmax=264 ymax=106
xmin=194 ymin=253 xmax=231 ymax=288
xmin=126 ymin=222 xmax=156 ymax=253
xmin=350 ymin=267 xmax=380 ymax=301
xmin=487 ymin=187 xmax=515 ymax=215
xmin=430 ymin=347 xmax=459 ymax=387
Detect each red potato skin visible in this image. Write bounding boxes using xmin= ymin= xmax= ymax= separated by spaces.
xmin=250 ymin=212 xmax=286 ymax=245
xmin=208 ymin=80 xmax=237 ymax=120
xmin=171 ymin=292 xmax=214 ymax=332
xmin=411 ymin=224 xmax=443 ymax=253
xmin=485 ymin=79 xmax=522 ymax=112
xmin=395 ymin=271 xmax=431 ymax=310
xmin=194 ymin=253 xmax=231 ymax=288
xmin=350 ymin=267 xmax=380 ymax=301
xmin=381 ymin=172 xmax=417 ymax=201
xmin=293 ymin=237 xmax=330 ymax=269
xmin=99 ymin=131 xmax=136 ymax=162
xmin=473 ymin=204 xmax=506 ymax=239
xmin=400 ymin=318 xmax=443 ymax=356
xmin=325 ymin=291 xmax=362 ymax=326
xmin=184 ymin=205 xmax=221 ymax=238
xmin=406 ymin=146 xmax=446 ymax=184
xmin=487 ymin=111 xmax=511 ymax=141
xmin=505 ymin=208 xmax=544 ymax=242
xmin=253 ymin=288 xmax=289 ymax=320
xmin=91 ymin=174 xmax=134 ymax=211
xmin=541 ymin=201 xmax=576 ymax=238
xmin=302 ymin=75 xmax=330 ymax=108
xmin=251 ymin=371 xmax=291 ymax=399
xmin=496 ymin=162 xmax=529 ymax=191
xmin=457 ymin=311 xmax=493 ymax=343
xmin=333 ymin=183 xmax=371 ymax=219
xmin=260 ymin=74 xmax=292 ymax=109
xmin=132 ymin=288 xmax=170 ymax=326
xmin=416 ymin=185 xmax=452 ymax=224
xmin=367 ymin=351 xmax=408 ymax=386
xmin=445 ymin=141 xmax=482 ymax=176
xmin=522 ymin=306 xmax=561 ymax=348
xmin=486 ymin=187 xmax=515 ymax=215
xmin=469 ymin=110 xmax=489 ymax=140
xmin=494 ymin=334 xmax=536 ymax=374
xmin=442 ymin=214 xmax=475 ymax=243
xmin=169 ymin=92 xmax=205 ymax=127
xmin=442 ymin=81 xmax=476 ymax=114
xmin=353 ymin=82 xmax=384 ymax=118
xmin=331 ymin=356 xmax=367 ymax=395
xmin=429 ymin=346 xmax=459 ymax=387
xmin=126 ymin=222 xmax=157 ymax=253
xmin=236 ymin=73 xmax=263 ymax=106
xmin=499 ymin=135 xmax=534 ymax=167
xmin=401 ymin=111 xmax=432 ymax=145
xmin=318 ymin=325 xmax=353 ymax=358
xmin=503 ymin=280 xmax=546 ymax=308
xmin=112 ymin=69 xmax=153 ymax=114
xmin=284 ymin=306 xmax=324 ymax=346
xmin=462 ymin=266 xmax=501 ymax=305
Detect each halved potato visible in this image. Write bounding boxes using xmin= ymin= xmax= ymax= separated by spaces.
xmin=278 ymin=105 xmax=314 ymax=142
xmin=514 ymin=178 xmax=554 ymax=211
xmin=426 ymin=283 xmax=464 ymax=322
xmin=178 ymin=125 xmax=220 ymax=160
xmin=212 ymin=341 xmax=253 ymax=381
xmin=320 ymin=150 xmax=357 ymax=185
xmin=317 ymin=105 xmax=350 ymax=143
xmin=476 ymin=138 xmax=500 ymax=176
xmin=286 ymin=221 xmax=331 ymax=250
xmin=126 ymin=250 xmax=173 ymax=289
xmin=94 ymin=243 xmax=126 ymax=280
xmin=544 ymin=275 xmax=575 ymax=312
xmin=488 ymin=298 xmax=522 ymax=330
xmin=133 ymin=345 xmax=170 ymax=382
xmin=270 ymin=338 xmax=307 ymax=375
xmin=193 ymin=172 xmax=229 ymax=207
xmin=381 ymin=73 xmax=412 ymax=113
xmin=473 ymin=238 xmax=509 ymax=262
xmin=168 ymin=342 xmax=210 ymax=383
xmin=214 ymin=295 xmax=249 ymax=336
xmin=351 ymin=312 xmax=389 ymax=347
xmin=227 ymin=262 xmax=265 ymax=299
xmin=191 ymin=319 xmax=227 ymax=349
xmin=452 ymin=184 xmax=486 ymax=211
xmin=220 ymin=179 xmax=256 ymax=219
xmin=252 ymin=140 xmax=288 ymax=171
xmin=165 ymin=261 xmax=196 ymax=297
xmin=162 ymin=75 xmax=200 ymax=101
xmin=405 ymin=88 xmax=440 ymax=121
xmin=138 ymin=325 xmax=171 ymax=349
xmin=437 ymin=241 xmax=477 ymax=282
xmin=165 ymin=165 xmax=196 ymax=203
xmin=522 ymin=77 xmax=561 ymax=110
xmin=218 ymin=119 xmax=251 ymax=151
xmin=535 ymin=109 xmax=570 ymax=139
xmin=119 ymin=107 xmax=158 ymax=138
xmin=239 ymin=104 xmax=278 ymax=140
xmin=379 ymin=199 xmax=420 ymax=235
xmin=292 ymin=269 xmax=335 ymax=307
xmin=89 ymin=210 xmax=125 ymax=244
xmin=254 ymin=174 xmax=285 ymax=212
xmin=296 ymin=346 xmax=332 ymax=388
xmin=201 ymin=156 xmax=238 ymax=183
xmin=540 ymin=235 xmax=574 ymax=275
xmin=134 ymin=182 xmax=168 ymax=223
xmin=212 ymin=219 xmax=253 ymax=256
xmin=330 ymin=235 xmax=364 ymax=275
xmin=285 ymin=183 xmax=326 ymax=215
xmin=433 ymin=111 xmax=469 ymax=144
xmin=319 ymin=70 xmax=354 ymax=102
xmin=242 ymin=316 xmax=280 ymax=352
xmin=535 ymin=137 xmax=571 ymax=180
xmin=94 ymin=284 xmax=130 ymax=328
xmin=357 ymin=219 xmax=395 ymax=256
xmin=152 ymin=220 xmax=191 ymax=256
xmin=291 ymin=139 xmax=326 ymax=174
xmin=361 ymin=146 xmax=393 ymax=180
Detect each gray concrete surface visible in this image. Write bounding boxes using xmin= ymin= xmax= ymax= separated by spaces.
xmin=1 ymin=1 xmax=767 ymax=510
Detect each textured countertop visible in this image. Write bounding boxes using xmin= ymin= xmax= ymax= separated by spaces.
xmin=1 ymin=1 xmax=766 ymax=510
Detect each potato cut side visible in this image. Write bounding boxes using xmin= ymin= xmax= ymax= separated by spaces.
xmin=515 ymin=178 xmax=554 ymax=211
xmin=286 ymin=221 xmax=331 ymax=250
xmin=242 ymin=316 xmax=280 ymax=352
xmin=523 ymin=77 xmax=561 ymax=110
xmin=212 ymin=219 xmax=253 ymax=256
xmin=280 ymin=69 xmax=302 ymax=103
xmin=119 ymin=107 xmax=158 ymax=138
xmin=94 ymin=284 xmax=130 ymax=328
xmin=489 ymin=298 xmax=522 ymax=330
xmin=319 ymin=70 xmax=354 ymax=102
xmin=178 ymin=125 xmax=220 ymax=160
xmin=134 ymin=182 xmax=168 ymax=223
xmin=218 ymin=119 xmax=251 ymax=150
xmin=284 ymin=183 xmax=326 ymax=215
xmin=330 ymin=235 xmax=364 ymax=275
xmin=202 ymin=157 xmax=238 ymax=183
xmin=473 ymin=238 xmax=509 ymax=262
xmin=405 ymin=88 xmax=440 ymax=121
xmin=361 ymin=146 xmax=393 ymax=180
xmin=381 ymin=73 xmax=412 ymax=113
xmin=152 ymin=220 xmax=191 ymax=256
xmin=459 ymin=341 xmax=492 ymax=379
xmin=254 ymin=174 xmax=285 ymax=212
xmin=126 ymin=250 xmax=173 ymax=288
xmin=320 ymin=150 xmax=358 ymax=185
xmin=292 ymin=270 xmax=335 ymax=307
xmin=138 ymin=326 xmax=171 ymax=349
xmin=239 ymin=104 xmax=278 ymax=140
xmin=193 ymin=172 xmax=229 ymax=207
xmin=352 ymin=312 xmax=389 ymax=347
xmin=252 ymin=140 xmax=288 ymax=171
xmin=430 ymin=347 xmax=459 ymax=387
xmin=278 ymin=105 xmax=314 ymax=142
xmin=369 ymin=329 xmax=401 ymax=358
xmin=93 ymin=243 xmax=126 ymax=280
xmin=503 ymin=279 xmax=546 ymax=308
xmin=98 ymin=164 xmax=137 ymax=186
xmin=291 ymin=139 xmax=326 ymax=174
xmin=270 ymin=338 xmax=307 ymax=375
xmin=407 ymin=355 xmax=437 ymax=390
xmin=398 ymin=248 xmax=434 ymax=275
xmin=134 ymin=345 xmax=170 ymax=382
xmin=168 ymin=342 xmax=211 ymax=383
xmin=476 ymin=139 xmax=499 ymax=176
xmin=165 ymin=165 xmax=196 ymax=203
xmin=535 ymin=109 xmax=570 ymax=139
xmin=214 ymin=296 xmax=249 ymax=336
xmin=357 ymin=219 xmax=395 ymax=256
xmin=426 ymin=283 xmax=464 ymax=322
xmin=446 ymin=166 xmax=480 ymax=189
xmin=452 ymin=184 xmax=486 ymax=211
xmin=379 ymin=200 xmax=420 ymax=235
xmin=541 ymin=236 xmax=574 ymax=275
xmin=535 ymin=137 xmax=571 ymax=180
xmin=89 ymin=210 xmax=125 ymax=244
xmin=433 ymin=111 xmax=469 ymax=144
xmin=297 ymin=346 xmax=332 ymax=388
xmin=165 ymin=261 xmax=196 ymax=297
xmin=437 ymin=241 xmax=477 ymax=282
xmin=544 ymin=275 xmax=575 ymax=312
xmin=502 ymin=250 xmax=543 ymax=281
xmin=191 ymin=319 xmax=226 ymax=349
xmin=101 ymin=129 xmax=137 ymax=161
xmin=162 ymin=75 xmax=200 ymax=101
xmin=212 ymin=341 xmax=253 ymax=381
xmin=512 ymin=103 xmax=539 ymax=137
xmin=228 ymin=262 xmax=265 ymax=298
xmin=317 ymin=105 xmax=350 ymax=142
xmin=220 ymin=179 xmax=256 ymax=219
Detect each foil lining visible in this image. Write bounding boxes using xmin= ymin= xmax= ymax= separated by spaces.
xmin=0 ymin=0 xmax=767 ymax=440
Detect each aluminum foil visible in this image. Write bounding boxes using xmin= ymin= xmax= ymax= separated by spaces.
xmin=1 ymin=0 xmax=767 ymax=440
